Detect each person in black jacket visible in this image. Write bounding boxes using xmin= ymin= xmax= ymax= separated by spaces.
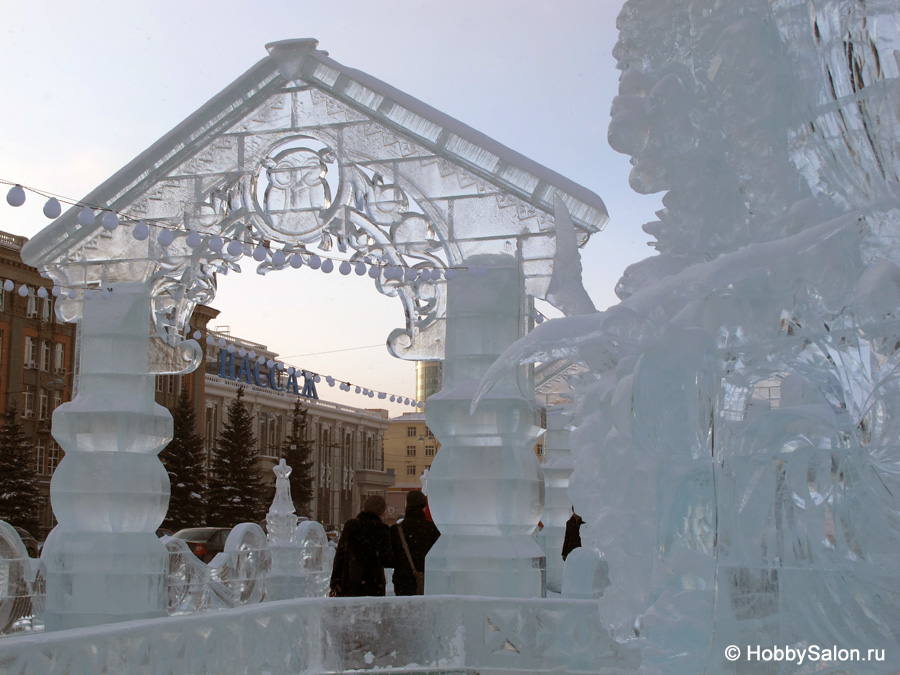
xmin=330 ymin=494 xmax=394 ymax=597
xmin=562 ymin=510 xmax=584 ymax=561
xmin=390 ymin=490 xmax=441 ymax=596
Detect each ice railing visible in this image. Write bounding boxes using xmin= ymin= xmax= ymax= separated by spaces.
xmin=0 ymin=594 xmax=639 ymax=675
xmin=0 ymin=519 xmax=333 ymax=638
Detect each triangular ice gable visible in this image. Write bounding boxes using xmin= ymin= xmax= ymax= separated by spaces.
xmin=22 ymin=39 xmax=607 ymax=370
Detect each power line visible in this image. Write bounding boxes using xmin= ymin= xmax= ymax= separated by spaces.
xmin=281 ymin=344 xmax=384 ymax=358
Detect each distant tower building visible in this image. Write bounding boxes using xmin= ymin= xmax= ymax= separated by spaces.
xmin=415 ymin=361 xmax=442 ymax=404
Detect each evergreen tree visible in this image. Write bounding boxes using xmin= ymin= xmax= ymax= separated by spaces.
xmin=281 ymin=398 xmax=315 ymax=515
xmin=0 ymin=407 xmax=41 ymax=534
xmin=159 ymin=386 xmax=207 ymax=530
xmin=206 ymin=386 xmax=265 ymax=526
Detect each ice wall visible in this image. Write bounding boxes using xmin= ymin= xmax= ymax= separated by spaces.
xmin=478 ymin=0 xmax=900 ymax=671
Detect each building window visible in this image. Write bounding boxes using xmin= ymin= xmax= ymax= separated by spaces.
xmin=205 ymin=403 xmax=219 ymax=450
xmin=425 ymin=464 xmax=431 ymax=471
xmin=41 ymin=295 xmax=53 ymax=322
xmin=425 ymin=445 xmax=435 ymax=456
xmin=35 ymin=439 xmax=45 ymax=474
xmin=407 ymin=426 xmax=417 ymax=437
xmin=52 ymin=390 xmax=62 ymax=411
xmin=48 ymin=441 xmax=61 ymax=472
xmin=0 ymin=330 xmax=4 ymax=371
xmin=38 ymin=389 xmax=49 ymax=420
xmin=406 ymin=464 xmax=417 ymax=476
xmin=426 ymin=428 xmax=434 ymax=439
xmin=406 ymin=445 xmax=416 ymax=457
xmin=156 ymin=376 xmax=163 ymax=392
xmin=26 ymin=290 xmax=37 ymax=318
xmin=25 ymin=336 xmax=37 ymax=368
xmin=0 ymin=288 xmax=5 ymax=312
xmin=54 ymin=343 xmax=65 ymax=372
xmin=41 ymin=340 xmax=51 ymax=371
xmin=23 ymin=388 xmax=35 ymax=418
xmin=167 ymin=375 xmax=175 ymax=394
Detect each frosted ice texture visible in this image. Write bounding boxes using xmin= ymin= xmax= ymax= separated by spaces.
xmin=425 ymin=254 xmax=545 ymax=597
xmin=476 ymin=0 xmax=900 ymax=670
xmin=44 ymin=283 xmax=171 ymax=631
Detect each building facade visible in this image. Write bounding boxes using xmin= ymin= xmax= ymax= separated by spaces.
xmin=199 ymin=330 xmax=393 ymax=530
xmin=382 ymin=411 xmax=439 ymax=524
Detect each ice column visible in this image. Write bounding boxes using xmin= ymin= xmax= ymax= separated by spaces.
xmin=425 ymin=254 xmax=545 ymax=597
xmin=43 ymin=283 xmax=171 ymax=630
xmin=537 ymin=405 xmax=575 ymax=594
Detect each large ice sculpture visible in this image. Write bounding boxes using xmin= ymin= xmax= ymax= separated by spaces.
xmin=19 ymin=38 xmax=605 ymax=627
xmin=476 ymin=0 xmax=900 ymax=671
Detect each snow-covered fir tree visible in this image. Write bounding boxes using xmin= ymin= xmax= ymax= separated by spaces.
xmin=206 ymin=386 xmax=265 ymax=526
xmin=0 ymin=407 xmax=41 ymax=534
xmin=159 ymin=386 xmax=207 ymax=530
xmin=280 ymin=398 xmax=315 ymax=515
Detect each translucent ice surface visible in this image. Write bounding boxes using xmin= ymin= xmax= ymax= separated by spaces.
xmin=475 ymin=0 xmax=900 ymax=670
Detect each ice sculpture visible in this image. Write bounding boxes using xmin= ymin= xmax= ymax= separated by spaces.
xmin=425 ymin=254 xmax=545 ymax=597
xmin=474 ymin=0 xmax=900 ymax=670
xmin=19 ymin=38 xmax=605 ymax=627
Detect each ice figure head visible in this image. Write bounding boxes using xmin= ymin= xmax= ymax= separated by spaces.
xmin=475 ymin=0 xmax=900 ymax=668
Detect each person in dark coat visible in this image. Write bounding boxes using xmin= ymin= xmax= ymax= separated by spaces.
xmin=562 ymin=510 xmax=584 ymax=561
xmin=330 ymin=494 xmax=394 ymax=597
xmin=390 ymin=490 xmax=440 ymax=596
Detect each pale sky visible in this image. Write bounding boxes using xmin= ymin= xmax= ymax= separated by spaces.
xmin=0 ymin=0 xmax=661 ymax=415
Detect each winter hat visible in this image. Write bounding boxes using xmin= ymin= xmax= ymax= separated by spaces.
xmin=406 ymin=490 xmax=427 ymax=509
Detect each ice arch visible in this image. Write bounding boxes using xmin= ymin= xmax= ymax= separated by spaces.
xmin=21 ymin=39 xmax=606 ymax=629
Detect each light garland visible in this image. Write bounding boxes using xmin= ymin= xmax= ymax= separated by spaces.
xmin=0 ymin=275 xmax=424 ymax=410
xmin=3 ymin=180 xmax=469 ymax=281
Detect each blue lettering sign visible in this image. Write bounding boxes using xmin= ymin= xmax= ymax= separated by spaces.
xmin=217 ymin=348 xmax=318 ymax=400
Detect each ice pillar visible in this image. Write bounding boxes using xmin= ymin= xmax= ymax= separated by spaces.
xmin=425 ymin=254 xmax=545 ymax=597
xmin=537 ymin=405 xmax=575 ymax=594
xmin=43 ymin=283 xmax=171 ymax=630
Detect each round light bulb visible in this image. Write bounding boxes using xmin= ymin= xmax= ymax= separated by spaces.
xmin=18 ymin=285 xmax=29 ymax=297
xmin=355 ymin=262 xmax=367 ymax=276
xmin=158 ymin=229 xmax=175 ymax=247
xmin=272 ymin=250 xmax=286 ymax=267
xmin=339 ymin=261 xmax=351 ymax=275
xmin=226 ymin=240 xmax=243 ymax=257
xmin=289 ymin=254 xmax=303 ymax=269
xmin=6 ymin=185 xmax=25 ymax=207
xmin=253 ymin=246 xmax=267 ymax=262
xmin=2 ymin=280 xmax=13 ymax=292
xmin=37 ymin=286 xmax=48 ymax=299
xmin=308 ymin=255 xmax=321 ymax=270
xmin=132 ymin=221 xmax=150 ymax=240
xmin=101 ymin=212 xmax=119 ymax=231
xmin=208 ymin=236 xmax=223 ymax=252
xmin=77 ymin=207 xmax=95 ymax=227
xmin=186 ymin=231 xmax=202 ymax=248
xmin=43 ymin=198 xmax=61 ymax=219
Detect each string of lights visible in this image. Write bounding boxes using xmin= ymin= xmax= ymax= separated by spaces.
xmin=3 ymin=180 xmax=463 ymax=281
xmin=2 ymin=179 xmax=551 ymax=405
